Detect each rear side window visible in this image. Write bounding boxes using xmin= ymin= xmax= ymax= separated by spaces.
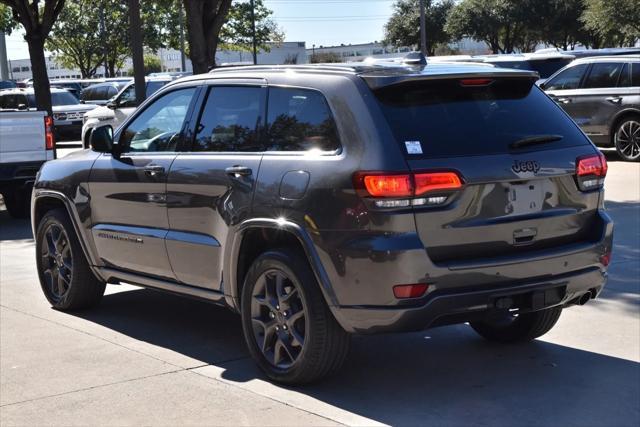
xmin=106 ymin=86 xmax=118 ymax=98
xmin=632 ymin=63 xmax=640 ymax=86
xmin=584 ymin=63 xmax=624 ymax=88
xmin=192 ymin=86 xmax=265 ymax=152
xmin=266 ymin=87 xmax=340 ymax=152
xmin=544 ymin=64 xmax=588 ymax=90
xmin=374 ymin=78 xmax=590 ymax=158
xmin=81 ymin=88 xmax=94 ymax=102
xmin=618 ymin=63 xmax=631 ymax=87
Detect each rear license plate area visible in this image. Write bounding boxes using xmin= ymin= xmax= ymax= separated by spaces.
xmin=505 ymin=181 xmax=544 ymax=215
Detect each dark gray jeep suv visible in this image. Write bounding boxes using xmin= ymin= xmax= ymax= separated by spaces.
xmin=31 ymin=63 xmax=613 ymax=384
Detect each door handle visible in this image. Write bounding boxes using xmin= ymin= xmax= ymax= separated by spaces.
xmin=144 ymin=164 xmax=165 ymax=177
xmin=556 ymin=97 xmax=571 ymax=104
xmin=225 ymin=165 xmax=252 ymax=177
xmin=605 ymin=96 xmax=622 ymax=104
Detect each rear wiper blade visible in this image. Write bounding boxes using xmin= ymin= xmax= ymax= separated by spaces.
xmin=509 ymin=134 xmax=563 ymax=149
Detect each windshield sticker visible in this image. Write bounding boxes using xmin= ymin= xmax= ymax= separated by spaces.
xmin=405 ymin=140 xmax=423 ymax=154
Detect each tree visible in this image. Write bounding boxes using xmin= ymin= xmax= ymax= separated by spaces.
xmin=445 ymin=0 xmax=540 ymax=54
xmin=183 ymin=0 xmax=233 ymax=74
xmin=537 ymin=0 xmax=585 ymax=50
xmin=46 ymin=0 xmax=104 ymax=77
xmin=309 ymin=52 xmax=341 ymax=63
xmin=0 ymin=0 xmax=65 ymax=113
xmin=127 ymin=53 xmax=162 ymax=75
xmin=384 ymin=0 xmax=454 ymax=55
xmin=582 ymin=0 xmax=640 ymax=48
xmin=219 ymin=0 xmax=283 ymax=54
xmin=0 ymin=4 xmax=17 ymax=33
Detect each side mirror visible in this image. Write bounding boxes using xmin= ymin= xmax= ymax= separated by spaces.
xmin=539 ymin=82 xmax=546 ymax=90
xmin=106 ymin=100 xmax=118 ymax=109
xmin=90 ymin=125 xmax=114 ymax=153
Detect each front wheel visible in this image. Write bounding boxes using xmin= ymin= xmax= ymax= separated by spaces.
xmin=470 ymin=306 xmax=562 ymax=343
xmin=241 ymin=249 xmax=350 ymax=384
xmin=36 ymin=208 xmax=106 ymax=310
xmin=614 ymin=117 xmax=640 ymax=162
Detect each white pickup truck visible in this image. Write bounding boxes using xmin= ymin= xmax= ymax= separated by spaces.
xmin=0 ymin=110 xmax=55 ymax=218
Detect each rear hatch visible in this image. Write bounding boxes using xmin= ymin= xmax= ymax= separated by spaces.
xmin=370 ymin=74 xmax=605 ymax=267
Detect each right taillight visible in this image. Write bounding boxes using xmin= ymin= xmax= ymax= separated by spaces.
xmin=354 ymin=171 xmax=463 ymax=208
xmin=44 ymin=116 xmax=55 ymax=150
xmin=576 ymin=153 xmax=607 ymax=191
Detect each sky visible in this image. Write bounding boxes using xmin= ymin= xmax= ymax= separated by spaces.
xmin=4 ymin=0 xmax=396 ymax=61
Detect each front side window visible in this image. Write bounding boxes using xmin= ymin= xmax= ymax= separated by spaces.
xmin=266 ymin=87 xmax=340 ymax=152
xmin=584 ymin=62 xmax=624 ymax=88
xmin=192 ymin=86 xmax=265 ymax=152
xmin=544 ymin=64 xmax=588 ymax=90
xmin=119 ymin=88 xmax=196 ymax=153
xmin=118 ymin=85 xmax=137 ymax=108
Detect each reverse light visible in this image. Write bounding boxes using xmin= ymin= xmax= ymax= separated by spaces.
xmin=44 ymin=116 xmax=55 ymax=150
xmin=393 ymin=283 xmax=429 ymax=299
xmin=576 ymin=153 xmax=607 ymax=191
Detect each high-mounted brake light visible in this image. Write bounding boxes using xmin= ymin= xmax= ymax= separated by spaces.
xmin=459 ymin=78 xmax=494 ymax=86
xmin=576 ymin=153 xmax=607 ymax=191
xmin=354 ymin=171 xmax=463 ymax=208
xmin=44 ymin=116 xmax=55 ymax=150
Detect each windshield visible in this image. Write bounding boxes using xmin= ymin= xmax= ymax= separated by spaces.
xmin=28 ymin=92 xmax=79 ymax=107
xmin=374 ymin=78 xmax=590 ymax=158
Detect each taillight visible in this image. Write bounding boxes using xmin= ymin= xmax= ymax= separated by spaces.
xmin=576 ymin=153 xmax=607 ymax=191
xmin=393 ymin=283 xmax=429 ymax=299
xmin=354 ymin=171 xmax=463 ymax=208
xmin=44 ymin=116 xmax=55 ymax=150
xmin=363 ymin=174 xmax=412 ymax=198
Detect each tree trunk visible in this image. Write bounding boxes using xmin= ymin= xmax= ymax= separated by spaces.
xmin=26 ymin=34 xmax=52 ymax=115
xmin=129 ymin=0 xmax=146 ymax=103
xmin=185 ymin=0 xmax=209 ymax=74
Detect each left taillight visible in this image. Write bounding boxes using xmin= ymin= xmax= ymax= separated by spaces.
xmin=44 ymin=116 xmax=55 ymax=150
xmin=354 ymin=171 xmax=463 ymax=208
xmin=576 ymin=153 xmax=607 ymax=191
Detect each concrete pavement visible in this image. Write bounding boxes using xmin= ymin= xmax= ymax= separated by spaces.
xmin=0 ymin=150 xmax=638 ymax=426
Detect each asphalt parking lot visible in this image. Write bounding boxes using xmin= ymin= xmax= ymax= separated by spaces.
xmin=1 ymin=147 xmax=638 ymax=426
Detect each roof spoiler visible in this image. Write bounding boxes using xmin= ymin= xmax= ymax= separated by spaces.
xmin=361 ymin=70 xmax=540 ymax=90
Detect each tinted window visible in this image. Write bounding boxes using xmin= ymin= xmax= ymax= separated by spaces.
xmin=146 ymin=81 xmax=167 ymax=96
xmin=632 ymin=63 xmax=640 ymax=86
xmin=106 ymin=86 xmax=118 ymax=98
xmin=545 ymin=64 xmax=588 ymax=90
xmin=0 ymin=95 xmax=16 ymax=109
xmin=618 ymin=63 xmax=631 ymax=87
xmin=375 ymin=79 xmax=589 ymax=158
xmin=81 ymin=87 xmax=94 ymax=102
xmin=584 ymin=63 xmax=624 ymax=88
xmin=266 ymin=87 xmax=340 ymax=152
xmin=192 ymin=86 xmax=264 ymax=152
xmin=528 ymin=58 xmax=573 ymax=79
xmin=120 ymin=88 xmax=196 ymax=152
xmin=49 ymin=92 xmax=79 ymax=106
xmin=95 ymin=86 xmax=108 ymax=100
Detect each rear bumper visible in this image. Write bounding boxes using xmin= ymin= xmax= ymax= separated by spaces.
xmin=334 ymin=266 xmax=607 ymax=334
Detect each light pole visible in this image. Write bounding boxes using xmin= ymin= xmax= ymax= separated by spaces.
xmin=419 ymin=0 xmax=427 ymax=56
xmin=250 ymin=0 xmax=258 ymax=65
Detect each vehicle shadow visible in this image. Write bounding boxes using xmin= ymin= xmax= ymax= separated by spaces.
xmin=0 ymin=209 xmax=33 ymax=241
xmin=74 ymin=286 xmax=639 ymax=426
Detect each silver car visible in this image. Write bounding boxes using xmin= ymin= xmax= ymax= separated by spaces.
xmin=541 ymin=55 xmax=640 ymax=161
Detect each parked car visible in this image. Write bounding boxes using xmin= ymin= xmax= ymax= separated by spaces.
xmin=541 ymin=55 xmax=640 ymax=161
xmin=33 ymin=63 xmax=612 ymax=384
xmin=474 ymin=52 xmax=576 ymax=80
xmin=1 ymin=110 xmax=55 ymax=217
xmin=562 ymin=47 xmax=640 ymax=59
xmin=81 ymin=81 xmax=130 ymax=106
xmin=46 ymin=80 xmax=83 ymax=99
xmin=81 ymin=77 xmax=172 ymax=147
xmin=0 ymin=88 xmax=97 ymax=140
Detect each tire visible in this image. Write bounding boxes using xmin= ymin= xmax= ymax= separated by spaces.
xmin=3 ymin=189 xmax=31 ymax=219
xmin=35 ymin=208 xmax=106 ymax=310
xmin=241 ymin=249 xmax=350 ymax=384
xmin=470 ymin=306 xmax=562 ymax=343
xmin=614 ymin=116 xmax=640 ymax=162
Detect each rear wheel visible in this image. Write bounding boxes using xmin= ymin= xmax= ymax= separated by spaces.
xmin=614 ymin=117 xmax=640 ymax=162
xmin=36 ymin=208 xmax=106 ymax=310
xmin=241 ymin=249 xmax=350 ymax=384
xmin=470 ymin=306 xmax=562 ymax=343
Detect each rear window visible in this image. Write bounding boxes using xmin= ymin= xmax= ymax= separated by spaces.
xmin=374 ymin=78 xmax=589 ymax=158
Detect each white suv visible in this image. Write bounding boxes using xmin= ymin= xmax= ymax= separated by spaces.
xmin=82 ymin=77 xmax=172 ymax=147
